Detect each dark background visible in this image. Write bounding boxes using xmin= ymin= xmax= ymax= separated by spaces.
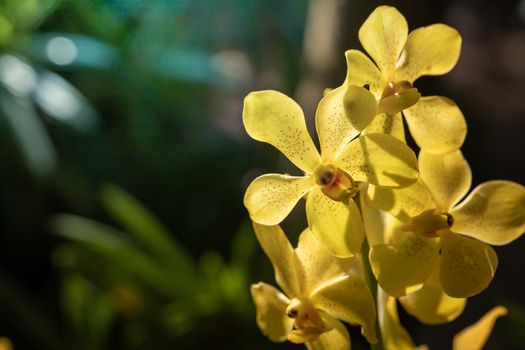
xmin=0 ymin=0 xmax=523 ymax=349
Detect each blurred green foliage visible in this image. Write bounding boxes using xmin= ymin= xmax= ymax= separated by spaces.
xmin=0 ymin=0 xmax=307 ymax=348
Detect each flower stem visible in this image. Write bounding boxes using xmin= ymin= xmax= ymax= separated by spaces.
xmin=356 ymin=194 xmax=384 ymax=350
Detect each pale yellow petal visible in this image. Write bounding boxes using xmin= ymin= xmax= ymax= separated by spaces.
xmin=310 ymin=274 xmax=377 ymax=344
xmin=305 ymin=186 xmax=364 ymax=258
xmin=243 ymin=90 xmax=321 ymax=172
xmin=452 ymin=306 xmax=508 ymax=350
xmin=306 ymin=316 xmax=351 ymax=350
xmin=358 ymin=6 xmax=408 ymax=76
xmin=451 ymin=181 xmax=525 ymax=245
xmin=252 ymin=223 xmax=303 ymax=297
xmin=396 ymin=24 xmax=462 ymax=83
xmin=335 ymin=134 xmax=418 ymax=188
xmin=244 ymin=174 xmax=315 ymax=225
xmin=370 ymin=232 xmax=440 ymax=297
xmin=440 ymin=233 xmax=498 ymax=298
xmin=295 ymin=227 xmax=357 ymax=294
xmin=419 ymin=150 xmax=472 ymax=212
xmin=399 ymin=262 xmax=466 ymax=325
xmin=366 ymin=179 xmax=435 ymax=223
xmin=360 ymin=190 xmax=388 ymax=246
xmin=362 ymin=113 xmax=406 ymax=142
xmin=250 ymin=282 xmax=294 ymax=342
xmin=378 ymin=288 xmax=415 ymax=350
xmin=403 ymin=96 xmax=467 ymax=155
xmin=345 ymin=49 xmax=382 ymax=95
xmin=315 ymin=86 xmax=360 ymax=162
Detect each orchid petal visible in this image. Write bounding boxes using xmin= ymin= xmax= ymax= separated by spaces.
xmin=306 ymin=186 xmax=364 ymax=257
xmin=440 ymin=233 xmax=498 ymax=298
xmin=244 ymin=174 xmax=314 ymax=225
xmin=451 ymin=181 xmax=525 ymax=245
xmin=251 ymin=282 xmax=294 ymax=342
xmin=403 ymin=96 xmax=467 ymax=155
xmin=243 ymin=90 xmax=321 ymax=172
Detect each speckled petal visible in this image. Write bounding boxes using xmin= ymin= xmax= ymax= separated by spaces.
xmin=366 ymin=179 xmax=435 ymax=223
xmin=295 ymin=227 xmax=357 ymax=295
xmin=453 ymin=306 xmax=508 ymax=350
xmin=251 ymin=282 xmax=294 ymax=342
xmin=244 ymin=174 xmax=314 ymax=225
xmin=315 ymin=86 xmax=360 ymax=162
xmin=345 ymin=49 xmax=382 ymax=95
xmin=243 ymin=90 xmax=321 ymax=173
xmin=252 ymin=223 xmax=303 ymax=297
xmin=362 ymin=112 xmax=406 ymax=142
xmin=306 ymin=186 xmax=364 ymax=258
xmin=306 ymin=316 xmax=351 ymax=350
xmin=451 ymin=181 xmax=525 ymax=245
xmin=310 ymin=274 xmax=377 ymax=344
xmin=358 ymin=6 xmax=408 ymax=77
xmin=335 ymin=134 xmax=418 ymax=188
xmin=396 ymin=24 xmax=462 ymax=83
xmin=399 ymin=262 xmax=466 ymax=325
xmin=440 ymin=233 xmax=498 ymax=298
xmin=403 ymin=96 xmax=467 ymax=155
xmin=419 ymin=150 xmax=472 ymax=212
xmin=370 ymin=231 xmax=440 ymax=297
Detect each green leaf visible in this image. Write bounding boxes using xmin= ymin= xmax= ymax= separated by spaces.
xmin=51 ymin=214 xmax=191 ymax=297
xmin=100 ymin=184 xmax=196 ymax=285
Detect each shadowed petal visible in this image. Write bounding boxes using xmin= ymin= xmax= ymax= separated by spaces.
xmin=335 ymin=134 xmax=418 ymax=188
xmin=306 ymin=316 xmax=351 ymax=350
xmin=419 ymin=150 xmax=472 ymax=212
xmin=306 ymin=186 xmax=364 ymax=258
xmin=399 ymin=262 xmax=466 ymax=325
xmin=310 ymin=274 xmax=377 ymax=344
xmin=295 ymin=227 xmax=357 ymax=294
xmin=362 ymin=112 xmax=405 ymax=142
xmin=370 ymin=231 xmax=439 ymax=297
xmin=440 ymin=233 xmax=498 ymax=298
xmin=252 ymin=223 xmax=303 ymax=297
xmin=366 ymin=179 xmax=435 ymax=223
xmin=345 ymin=49 xmax=382 ymax=94
xmin=378 ymin=288 xmax=415 ymax=350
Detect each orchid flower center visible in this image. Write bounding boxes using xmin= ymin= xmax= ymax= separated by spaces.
xmin=286 ymin=297 xmax=325 ymax=330
xmin=314 ymin=164 xmax=359 ymax=204
xmin=377 ymin=80 xmax=420 ymax=115
xmin=403 ymin=209 xmax=454 ymax=237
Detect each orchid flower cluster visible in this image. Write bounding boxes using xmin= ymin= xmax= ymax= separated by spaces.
xmin=243 ymin=6 xmax=525 ymax=350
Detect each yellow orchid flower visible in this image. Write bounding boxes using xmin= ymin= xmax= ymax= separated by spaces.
xmin=243 ymin=88 xmax=418 ymax=257
xmin=344 ymin=6 xmax=466 ymax=154
xmin=250 ymin=222 xmax=377 ymax=349
xmin=366 ymin=150 xmax=525 ymax=321
xmin=378 ymin=286 xmax=507 ymax=350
